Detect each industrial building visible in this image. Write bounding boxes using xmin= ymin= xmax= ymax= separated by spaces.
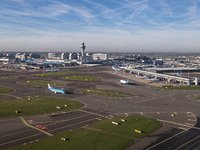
xmin=93 ymin=53 xmax=108 ymax=60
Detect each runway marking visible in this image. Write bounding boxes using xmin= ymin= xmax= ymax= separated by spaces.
xmin=178 ymin=127 xmax=188 ymax=131
xmin=157 ymin=112 xmax=160 ymax=115
xmin=0 ymin=123 xmax=24 ymax=127
xmin=96 ymin=118 xmax=102 ymax=121
xmin=109 ymin=115 xmax=114 ymax=118
xmin=113 ymin=111 xmax=189 ymax=116
xmin=125 ymin=113 xmax=129 ymax=116
xmin=0 ymin=129 xmax=33 ymax=139
xmin=157 ymin=119 xmax=194 ymax=128
xmin=2 ymin=94 xmax=22 ymax=99
xmin=187 ymin=115 xmax=194 ymax=117
xmin=45 ymin=113 xmax=91 ymax=126
xmin=79 ymin=109 xmax=112 ymax=119
xmin=93 ymin=99 xmax=109 ymax=113
xmin=169 ymin=93 xmax=176 ymax=100
xmin=185 ymin=123 xmax=193 ymax=126
xmin=175 ymin=135 xmax=200 ymax=150
xmin=0 ymin=133 xmax=42 ymax=146
xmin=19 ymin=116 xmax=53 ymax=136
xmin=48 ymin=118 xmax=98 ymax=133
xmin=82 ymin=102 xmax=88 ymax=108
xmin=188 ymin=119 xmax=196 ymax=121
xmin=146 ymin=130 xmax=186 ymax=150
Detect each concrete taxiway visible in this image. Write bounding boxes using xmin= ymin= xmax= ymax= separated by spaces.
xmin=1 ymin=66 xmax=200 ymax=150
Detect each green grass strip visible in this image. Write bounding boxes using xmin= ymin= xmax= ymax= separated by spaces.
xmin=82 ymin=89 xmax=132 ymax=98
xmin=23 ymin=80 xmax=63 ymax=87
xmin=8 ymin=128 xmax=134 ymax=150
xmin=0 ymin=97 xmax=83 ymax=118
xmin=161 ymin=86 xmax=200 ymax=90
xmin=36 ymin=71 xmax=79 ymax=76
xmin=63 ymin=75 xmax=99 ymax=81
xmin=0 ymin=86 xmax=13 ymax=94
xmin=90 ymin=115 xmax=161 ymax=139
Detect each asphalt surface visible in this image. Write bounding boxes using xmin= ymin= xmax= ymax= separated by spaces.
xmin=1 ymin=66 xmax=200 ymax=150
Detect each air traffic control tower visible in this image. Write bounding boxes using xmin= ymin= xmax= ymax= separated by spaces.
xmin=80 ymin=42 xmax=86 ymax=57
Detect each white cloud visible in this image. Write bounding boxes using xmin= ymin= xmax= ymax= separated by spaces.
xmin=0 ymin=0 xmax=200 ymax=52
xmin=1 ymin=28 xmax=200 ymax=52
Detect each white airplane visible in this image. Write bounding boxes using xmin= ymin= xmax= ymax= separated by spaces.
xmin=48 ymin=84 xmax=66 ymax=94
xmin=112 ymin=66 xmax=122 ymax=71
xmin=145 ymin=76 xmax=159 ymax=82
xmin=135 ymin=74 xmax=145 ymax=79
xmin=120 ymin=79 xmax=130 ymax=84
xmin=167 ymin=71 xmax=182 ymax=76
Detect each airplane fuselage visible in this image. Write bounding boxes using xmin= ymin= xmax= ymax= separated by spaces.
xmin=48 ymin=86 xmax=66 ymax=94
xmin=120 ymin=79 xmax=130 ymax=84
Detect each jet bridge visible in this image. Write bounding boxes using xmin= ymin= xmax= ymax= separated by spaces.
xmin=125 ymin=68 xmax=194 ymax=85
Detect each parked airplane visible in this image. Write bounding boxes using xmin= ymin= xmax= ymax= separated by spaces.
xmin=145 ymin=76 xmax=159 ymax=82
xmin=112 ymin=66 xmax=122 ymax=71
xmin=120 ymin=79 xmax=130 ymax=84
xmin=167 ymin=71 xmax=182 ymax=76
xmin=135 ymin=74 xmax=145 ymax=79
xmin=48 ymin=84 xmax=66 ymax=94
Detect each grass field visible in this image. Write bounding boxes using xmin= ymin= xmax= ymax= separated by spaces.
xmin=63 ymin=75 xmax=99 ymax=82
xmin=23 ymin=80 xmax=63 ymax=87
xmin=82 ymin=89 xmax=132 ymax=98
xmin=89 ymin=115 xmax=161 ymax=138
xmin=0 ymin=86 xmax=13 ymax=94
xmin=9 ymin=115 xmax=160 ymax=150
xmin=196 ymin=96 xmax=200 ymax=99
xmin=8 ymin=128 xmax=133 ymax=150
xmin=161 ymin=86 xmax=200 ymax=90
xmin=0 ymin=97 xmax=83 ymax=117
xmin=36 ymin=71 xmax=79 ymax=76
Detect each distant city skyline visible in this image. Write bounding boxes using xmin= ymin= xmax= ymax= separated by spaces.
xmin=0 ymin=0 xmax=200 ymax=52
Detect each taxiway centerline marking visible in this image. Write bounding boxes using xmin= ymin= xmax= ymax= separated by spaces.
xmin=0 ymin=133 xmax=42 ymax=146
xmin=0 ymin=129 xmax=33 ymax=139
xmin=178 ymin=127 xmax=188 ymax=131
xmin=146 ymin=130 xmax=186 ymax=150
xmin=19 ymin=116 xmax=53 ymax=136
xmin=175 ymin=135 xmax=200 ymax=150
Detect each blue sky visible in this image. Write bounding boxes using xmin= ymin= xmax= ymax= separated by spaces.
xmin=0 ymin=0 xmax=200 ymax=52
